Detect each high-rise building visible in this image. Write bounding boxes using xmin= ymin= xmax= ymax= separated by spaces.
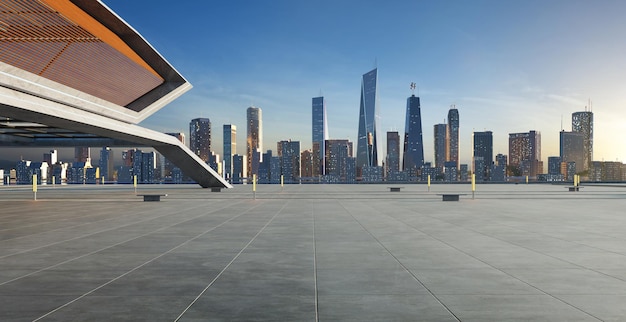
xmin=386 ymin=131 xmax=400 ymax=175
xmin=548 ymin=156 xmax=562 ymax=175
xmin=509 ymin=130 xmax=541 ymax=177
xmin=99 ymin=147 xmax=114 ymax=181
xmin=223 ymin=124 xmax=236 ymax=180
xmin=301 ymin=149 xmax=314 ymax=179
xmin=189 ymin=118 xmax=211 ymax=162
xmin=258 ymin=150 xmax=273 ymax=184
xmin=403 ymin=95 xmax=424 ymax=175
xmin=163 ymin=132 xmax=185 ymax=179
xmin=447 ymin=106 xmax=460 ymax=169
xmin=277 ymin=140 xmax=300 ymax=183
xmin=325 ymin=139 xmax=353 ymax=182
xmin=312 ymin=96 xmax=328 ymax=176
xmin=232 ymin=154 xmax=246 ymax=184
xmin=434 ymin=123 xmax=448 ymax=169
xmin=559 ymin=130 xmax=584 ymax=174
xmin=473 ymin=131 xmax=493 ymax=181
xmin=247 ymin=106 xmax=262 ymax=177
xmin=572 ymin=110 xmax=593 ymax=171
xmin=43 ymin=150 xmax=58 ymax=165
xmin=356 ymin=69 xmax=379 ymax=175
xmin=75 ymin=146 xmax=90 ymax=163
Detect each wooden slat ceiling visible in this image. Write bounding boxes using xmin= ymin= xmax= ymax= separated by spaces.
xmin=0 ymin=0 xmax=164 ymax=107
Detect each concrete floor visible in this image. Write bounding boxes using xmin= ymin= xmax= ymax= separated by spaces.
xmin=1 ymin=183 xmax=626 ymax=321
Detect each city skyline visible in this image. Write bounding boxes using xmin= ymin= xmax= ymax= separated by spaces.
xmin=3 ymin=1 xmax=626 ymax=167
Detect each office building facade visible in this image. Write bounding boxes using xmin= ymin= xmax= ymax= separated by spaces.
xmin=559 ymin=130 xmax=584 ymax=174
xmin=312 ymin=96 xmax=328 ymax=176
xmin=189 ymin=118 xmax=211 ymax=162
xmin=447 ymin=106 xmax=460 ymax=169
xmin=509 ymin=130 xmax=542 ymax=177
xmin=356 ymin=69 xmax=380 ymax=175
xmin=386 ymin=131 xmax=400 ymax=175
xmin=223 ymin=124 xmax=236 ymax=180
xmin=434 ymin=123 xmax=448 ymax=169
xmin=403 ymin=95 xmax=424 ymax=176
xmin=247 ymin=106 xmax=262 ymax=177
xmin=473 ymin=131 xmax=493 ymax=181
xmin=572 ymin=111 xmax=593 ymax=171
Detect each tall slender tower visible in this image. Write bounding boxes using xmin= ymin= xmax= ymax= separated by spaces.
xmin=247 ymin=106 xmax=262 ymax=177
xmin=386 ymin=131 xmax=400 ymax=174
xmin=356 ymin=68 xmax=379 ymax=175
xmin=434 ymin=123 xmax=448 ymax=169
xmin=403 ymin=94 xmax=424 ymax=175
xmin=189 ymin=118 xmax=211 ymax=162
xmin=447 ymin=106 xmax=459 ymax=169
xmin=572 ymin=110 xmax=593 ymax=171
xmin=312 ymin=96 xmax=328 ymax=176
xmin=223 ymin=124 xmax=236 ymax=180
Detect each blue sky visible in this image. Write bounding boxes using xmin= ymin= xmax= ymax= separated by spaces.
xmin=10 ymin=0 xmax=625 ymax=166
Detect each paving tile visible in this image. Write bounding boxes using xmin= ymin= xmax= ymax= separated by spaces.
xmin=557 ymin=294 xmax=626 ymax=322
xmin=438 ymin=294 xmax=599 ymax=321
xmin=318 ymin=294 xmax=457 ymax=321
xmin=504 ymin=268 xmax=626 ymax=295
xmin=179 ymin=294 xmax=316 ymax=321
xmin=316 ymin=268 xmax=429 ymax=295
xmin=411 ymin=268 xmax=542 ymax=295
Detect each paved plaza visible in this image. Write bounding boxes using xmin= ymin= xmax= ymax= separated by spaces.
xmin=1 ymin=183 xmax=626 ymax=321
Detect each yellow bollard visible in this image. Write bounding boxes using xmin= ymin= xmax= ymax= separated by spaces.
xmin=280 ymin=175 xmax=284 ymax=191
xmin=253 ymin=174 xmax=257 ymax=200
xmin=471 ymin=173 xmax=476 ymax=199
xmin=427 ymin=174 xmax=431 ymax=192
xmin=133 ymin=175 xmax=137 ymax=193
xmin=33 ymin=174 xmax=37 ymax=200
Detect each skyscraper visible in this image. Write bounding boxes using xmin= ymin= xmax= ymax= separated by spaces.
xmin=386 ymin=131 xmax=400 ymax=174
xmin=325 ymin=139 xmax=353 ymax=182
xmin=189 ymin=118 xmax=211 ymax=162
xmin=223 ymin=124 xmax=236 ymax=180
xmin=247 ymin=106 xmax=262 ymax=177
xmin=403 ymin=94 xmax=424 ymax=175
xmin=560 ymin=130 xmax=584 ymax=174
xmin=509 ymin=130 xmax=542 ymax=177
xmin=75 ymin=147 xmax=90 ymax=163
xmin=447 ymin=106 xmax=459 ymax=169
xmin=278 ymin=140 xmax=300 ymax=183
xmin=473 ymin=131 xmax=493 ymax=181
xmin=434 ymin=123 xmax=448 ymax=169
xmin=99 ymin=147 xmax=114 ymax=181
xmin=312 ymin=96 xmax=328 ymax=176
xmin=572 ymin=110 xmax=593 ymax=171
xmin=356 ymin=68 xmax=379 ymax=175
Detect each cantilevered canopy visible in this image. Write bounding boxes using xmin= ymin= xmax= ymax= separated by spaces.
xmin=0 ymin=0 xmax=231 ymax=188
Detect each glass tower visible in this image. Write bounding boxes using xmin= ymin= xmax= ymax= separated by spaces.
xmin=247 ymin=106 xmax=262 ymax=177
xmin=189 ymin=118 xmax=211 ymax=162
xmin=473 ymin=131 xmax=493 ymax=181
xmin=402 ymin=95 xmax=424 ymax=175
xmin=356 ymin=68 xmax=379 ymax=175
xmin=386 ymin=131 xmax=400 ymax=174
xmin=447 ymin=106 xmax=459 ymax=169
xmin=572 ymin=111 xmax=593 ymax=171
xmin=312 ymin=96 xmax=328 ymax=176
xmin=223 ymin=124 xmax=236 ymax=180
xmin=560 ymin=130 xmax=584 ymax=174
xmin=508 ymin=130 xmax=541 ymax=177
xmin=434 ymin=123 xmax=448 ymax=169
